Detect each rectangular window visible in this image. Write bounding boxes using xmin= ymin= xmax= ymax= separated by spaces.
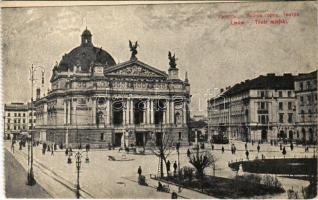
xmin=300 ymin=96 xmax=304 ymax=104
xmin=7 ymin=113 xmax=10 ymax=117
xmin=288 ymin=102 xmax=292 ymax=110
xmin=14 ymin=119 xmax=16 ymax=123
xmin=23 ymin=119 xmax=25 ymax=123
xmin=29 ymin=119 xmax=32 ymax=123
xmin=279 ymin=91 xmax=283 ymax=97
xmin=288 ymin=91 xmax=292 ymax=97
xmin=18 ymin=113 xmax=20 ymax=117
xmin=260 ymin=91 xmax=265 ymax=98
xmin=308 ymin=95 xmax=312 ymax=104
xmin=288 ymin=113 xmax=293 ymax=123
xmin=279 ymin=102 xmax=283 ymax=110
xmin=7 ymin=119 xmax=10 ymax=123
xmin=300 ymin=82 xmax=303 ymax=90
xmin=307 ymin=81 xmax=311 ymax=89
xmin=23 ymin=113 xmax=25 ymax=117
xmin=7 ymin=126 xmax=10 ymax=130
xmin=14 ymin=126 xmax=16 ymax=130
xmin=14 ymin=113 xmax=17 ymax=117
xmin=279 ymin=113 xmax=284 ymax=123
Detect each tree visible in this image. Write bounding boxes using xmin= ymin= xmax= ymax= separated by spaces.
xmin=189 ymin=148 xmax=216 ymax=179
xmin=149 ymin=130 xmax=174 ymax=178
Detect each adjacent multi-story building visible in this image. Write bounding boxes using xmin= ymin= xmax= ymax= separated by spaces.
xmin=4 ymin=102 xmax=36 ymax=138
xmin=34 ymin=29 xmax=191 ymax=148
xmin=208 ymin=73 xmax=297 ymax=142
xmin=294 ymin=70 xmax=317 ymax=144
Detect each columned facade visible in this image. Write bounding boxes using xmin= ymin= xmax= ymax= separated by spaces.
xmin=34 ymin=29 xmax=191 ymax=148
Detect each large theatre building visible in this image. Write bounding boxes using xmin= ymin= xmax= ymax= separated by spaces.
xmin=34 ymin=29 xmax=191 ymax=148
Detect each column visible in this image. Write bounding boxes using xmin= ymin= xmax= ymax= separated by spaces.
xmin=143 ymin=100 xmax=146 ymax=124
xmin=183 ymin=101 xmax=187 ymax=124
xmin=64 ymin=101 xmax=67 ymax=125
xmin=166 ymin=100 xmax=170 ymax=124
xmin=150 ymin=99 xmax=154 ymax=124
xmin=108 ymin=99 xmax=112 ymax=125
xmin=126 ymin=99 xmax=130 ymax=125
xmin=106 ymin=98 xmax=110 ymax=125
xmin=130 ymin=99 xmax=134 ymax=124
xmin=123 ymin=104 xmax=126 ymax=125
xmin=146 ymin=99 xmax=150 ymax=124
xmin=92 ymin=98 xmax=96 ymax=125
xmin=171 ymin=101 xmax=175 ymax=124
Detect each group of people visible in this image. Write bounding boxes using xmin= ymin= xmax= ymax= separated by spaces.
xmin=42 ymin=143 xmax=57 ymax=155
xmin=166 ymin=160 xmax=178 ymax=176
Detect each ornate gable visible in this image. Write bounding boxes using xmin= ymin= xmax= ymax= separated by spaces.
xmin=104 ymin=60 xmax=168 ymax=78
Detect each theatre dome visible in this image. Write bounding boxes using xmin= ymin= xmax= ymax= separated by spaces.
xmin=56 ymin=28 xmax=116 ymax=72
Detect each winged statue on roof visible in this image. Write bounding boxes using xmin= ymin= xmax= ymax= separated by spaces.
xmin=129 ymin=40 xmax=139 ymax=60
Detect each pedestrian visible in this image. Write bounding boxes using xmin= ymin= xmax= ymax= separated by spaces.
xmin=187 ymin=149 xmax=191 ymax=157
xmin=51 ymin=147 xmax=54 ymax=156
xmin=221 ymin=146 xmax=224 ymax=153
xmin=257 ymin=144 xmax=260 ymax=153
xmin=86 ymin=144 xmax=89 ymax=152
xmin=47 ymin=145 xmax=50 ymax=152
xmin=282 ymin=146 xmax=287 ymax=158
xmin=233 ymin=145 xmax=236 ymax=154
xmin=138 ymin=166 xmax=142 ymax=177
xmin=171 ymin=191 xmax=178 ymax=199
xmin=65 ymin=148 xmax=69 ymax=156
xmin=252 ymin=140 xmax=254 ymax=145
xmin=280 ymin=143 xmax=282 ymax=150
xmin=245 ymin=150 xmax=249 ymax=160
xmin=166 ymin=160 xmax=171 ymax=176
xmin=212 ymin=144 xmax=214 ymax=150
xmin=290 ymin=142 xmax=294 ymax=151
xmin=231 ymin=145 xmax=234 ymax=155
xmin=19 ymin=141 xmax=22 ymax=150
xmin=11 ymin=140 xmax=15 ymax=153
xmin=173 ymin=161 xmax=177 ymax=176
xmin=245 ymin=142 xmax=247 ymax=150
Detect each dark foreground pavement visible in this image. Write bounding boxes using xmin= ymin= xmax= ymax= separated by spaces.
xmin=4 ymin=149 xmax=52 ymax=198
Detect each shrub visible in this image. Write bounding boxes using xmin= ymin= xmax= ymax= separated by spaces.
xmin=181 ymin=166 xmax=194 ymax=182
xmin=237 ymin=174 xmax=262 ymax=184
xmin=262 ymin=175 xmax=283 ymax=189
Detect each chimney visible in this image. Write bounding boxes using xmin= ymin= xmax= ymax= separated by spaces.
xmin=220 ymin=88 xmax=224 ymax=93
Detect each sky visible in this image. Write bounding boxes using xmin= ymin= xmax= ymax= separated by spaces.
xmin=1 ymin=1 xmax=317 ymax=116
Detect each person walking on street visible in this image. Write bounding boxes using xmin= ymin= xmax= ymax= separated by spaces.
xmin=212 ymin=144 xmax=214 ymax=151
xmin=280 ymin=143 xmax=282 ymax=150
xmin=245 ymin=142 xmax=247 ymax=150
xmin=65 ymin=148 xmax=69 ymax=156
xmin=290 ymin=142 xmax=294 ymax=151
xmin=245 ymin=150 xmax=249 ymax=160
xmin=173 ymin=161 xmax=177 ymax=176
xmin=51 ymin=146 xmax=54 ymax=156
xmin=221 ymin=146 xmax=224 ymax=153
xmin=187 ymin=149 xmax=191 ymax=157
xmin=166 ymin=160 xmax=171 ymax=176
xmin=11 ymin=140 xmax=15 ymax=153
xmin=233 ymin=145 xmax=236 ymax=154
xmin=257 ymin=144 xmax=260 ymax=153
xmin=138 ymin=166 xmax=142 ymax=177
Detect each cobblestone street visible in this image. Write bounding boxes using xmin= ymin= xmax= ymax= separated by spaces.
xmin=5 ymin=140 xmax=315 ymax=198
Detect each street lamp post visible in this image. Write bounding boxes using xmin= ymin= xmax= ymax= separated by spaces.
xmin=27 ymin=64 xmax=45 ymax=186
xmin=75 ymin=151 xmax=82 ymax=199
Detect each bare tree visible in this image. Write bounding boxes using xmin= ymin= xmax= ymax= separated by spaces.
xmin=148 ymin=131 xmax=175 ymax=178
xmin=189 ymin=148 xmax=216 ymax=179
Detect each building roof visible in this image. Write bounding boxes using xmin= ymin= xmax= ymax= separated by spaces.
xmin=222 ymin=73 xmax=295 ymax=97
xmin=56 ymin=29 xmax=116 ymax=72
xmin=295 ymin=70 xmax=317 ymax=81
xmin=188 ymin=120 xmax=208 ymax=128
